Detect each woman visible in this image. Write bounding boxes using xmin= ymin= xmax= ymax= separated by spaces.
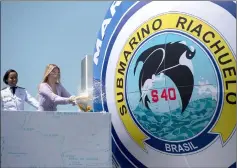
xmin=38 ymin=64 xmax=75 ymax=111
xmin=1 ymin=69 xmax=39 ymax=111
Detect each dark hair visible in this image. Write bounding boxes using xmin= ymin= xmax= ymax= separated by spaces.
xmin=3 ymin=69 xmax=18 ymax=85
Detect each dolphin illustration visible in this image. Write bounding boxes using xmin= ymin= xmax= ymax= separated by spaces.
xmin=134 ymin=41 xmax=196 ymax=113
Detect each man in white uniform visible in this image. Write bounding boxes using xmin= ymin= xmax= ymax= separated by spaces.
xmin=1 ymin=69 xmax=39 ymax=111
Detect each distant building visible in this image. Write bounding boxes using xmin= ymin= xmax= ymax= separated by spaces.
xmin=81 ymin=55 xmax=93 ymax=93
xmin=80 ymin=55 xmax=93 ymax=107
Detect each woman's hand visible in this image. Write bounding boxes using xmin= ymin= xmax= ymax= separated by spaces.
xmin=69 ymin=96 xmax=76 ymax=104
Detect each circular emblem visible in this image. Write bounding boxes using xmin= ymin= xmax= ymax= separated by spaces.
xmin=93 ymin=1 xmax=236 ymax=167
xmin=116 ymin=12 xmax=235 ymax=155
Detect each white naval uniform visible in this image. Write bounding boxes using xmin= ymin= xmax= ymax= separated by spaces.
xmin=1 ymin=86 xmax=39 ymax=111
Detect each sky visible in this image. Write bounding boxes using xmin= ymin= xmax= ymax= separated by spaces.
xmin=1 ymin=1 xmax=111 ymax=112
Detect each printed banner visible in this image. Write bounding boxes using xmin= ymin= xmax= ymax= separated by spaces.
xmin=1 ymin=111 xmax=112 ymax=167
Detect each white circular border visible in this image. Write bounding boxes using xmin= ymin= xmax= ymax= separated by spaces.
xmin=105 ymin=1 xmax=236 ymax=167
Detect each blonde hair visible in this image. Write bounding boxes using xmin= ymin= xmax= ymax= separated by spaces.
xmin=41 ymin=64 xmax=61 ymax=84
xmin=37 ymin=64 xmax=61 ymax=98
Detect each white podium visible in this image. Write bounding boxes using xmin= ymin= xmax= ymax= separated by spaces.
xmin=1 ymin=111 xmax=112 ymax=168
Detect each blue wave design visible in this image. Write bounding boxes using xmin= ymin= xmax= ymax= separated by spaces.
xmin=133 ymin=98 xmax=217 ymax=141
